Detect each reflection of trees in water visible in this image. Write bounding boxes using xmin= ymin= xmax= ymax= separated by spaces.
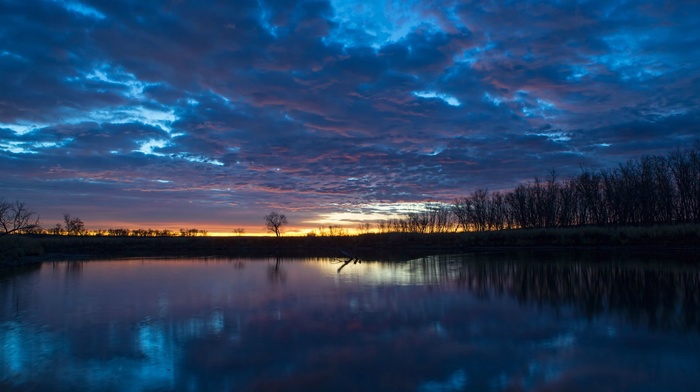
xmin=407 ymin=252 xmax=700 ymax=332
xmin=63 ymin=261 xmax=83 ymax=278
xmin=267 ymin=257 xmax=286 ymax=284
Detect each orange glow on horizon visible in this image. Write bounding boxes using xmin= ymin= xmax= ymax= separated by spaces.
xmin=47 ymin=202 xmax=439 ymax=237
xmin=76 ymin=222 xmax=341 ymax=237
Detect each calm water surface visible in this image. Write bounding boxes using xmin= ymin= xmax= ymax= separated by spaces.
xmin=1 ymin=253 xmax=700 ymax=391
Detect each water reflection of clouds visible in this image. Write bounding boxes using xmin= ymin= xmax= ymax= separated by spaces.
xmin=0 ymin=321 xmax=64 ymax=379
xmin=1 ymin=256 xmax=700 ymax=391
xmin=418 ymin=369 xmax=467 ymax=392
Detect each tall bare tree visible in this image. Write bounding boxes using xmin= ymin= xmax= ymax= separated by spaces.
xmin=0 ymin=199 xmax=40 ymax=236
xmin=264 ymin=212 xmax=288 ymax=237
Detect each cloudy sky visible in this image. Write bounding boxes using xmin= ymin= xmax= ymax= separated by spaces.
xmin=1 ymin=0 xmax=699 ymax=234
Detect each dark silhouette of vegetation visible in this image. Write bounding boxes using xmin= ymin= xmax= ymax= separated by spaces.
xmin=0 ymin=199 xmax=40 ymax=236
xmin=179 ymin=228 xmax=208 ymax=237
xmin=41 ymin=226 xmax=207 ymax=237
xmin=0 ymin=236 xmax=43 ymax=264
xmin=357 ymin=222 xmax=372 ymax=234
xmin=111 ymin=228 xmax=171 ymax=237
xmin=63 ymin=214 xmax=86 ymax=235
xmin=313 ymin=225 xmax=348 ymax=237
xmin=377 ymin=202 xmax=457 ymax=234
xmin=92 ymin=228 xmax=206 ymax=237
xmin=0 ymin=204 xmax=209 ymax=239
xmin=264 ymin=212 xmax=288 ymax=237
xmin=377 ymin=143 xmax=700 ymax=234
xmin=2 ymin=224 xmax=699 ymax=267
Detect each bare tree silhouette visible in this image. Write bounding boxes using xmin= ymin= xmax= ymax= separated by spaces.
xmin=0 ymin=199 xmax=40 ymax=236
xmin=264 ymin=212 xmax=288 ymax=237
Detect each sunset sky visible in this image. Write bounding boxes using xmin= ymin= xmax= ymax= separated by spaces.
xmin=1 ymin=0 xmax=699 ymax=235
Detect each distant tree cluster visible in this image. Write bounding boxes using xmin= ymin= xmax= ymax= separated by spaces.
xmin=357 ymin=222 xmax=372 ymax=234
xmin=46 ymin=223 xmax=208 ymax=237
xmin=83 ymin=228 xmax=208 ymax=236
xmin=312 ymin=225 xmax=349 ymax=237
xmin=179 ymin=228 xmax=208 ymax=237
xmin=94 ymin=228 xmax=177 ymax=237
xmin=0 ymin=202 xmax=213 ymax=237
xmin=375 ymin=203 xmax=456 ymax=234
xmin=62 ymin=214 xmax=86 ymax=235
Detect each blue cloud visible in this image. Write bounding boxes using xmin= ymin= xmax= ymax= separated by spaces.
xmin=1 ymin=0 xmax=699 ymax=229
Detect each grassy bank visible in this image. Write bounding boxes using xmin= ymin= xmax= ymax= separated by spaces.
xmin=0 ymin=235 xmax=44 ymax=267
xmin=2 ymin=224 xmax=700 ymax=267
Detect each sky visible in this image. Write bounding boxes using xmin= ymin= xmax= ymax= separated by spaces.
xmin=1 ymin=0 xmax=699 ymax=235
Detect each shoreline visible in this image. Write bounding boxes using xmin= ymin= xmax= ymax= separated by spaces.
xmin=3 ymin=224 xmax=700 ymax=268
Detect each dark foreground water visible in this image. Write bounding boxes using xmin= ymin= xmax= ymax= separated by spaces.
xmin=1 ymin=253 xmax=700 ymax=391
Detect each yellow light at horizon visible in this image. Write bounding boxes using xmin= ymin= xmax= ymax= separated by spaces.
xmin=305 ymin=202 xmax=446 ymax=225
xmin=58 ymin=201 xmax=450 ymax=237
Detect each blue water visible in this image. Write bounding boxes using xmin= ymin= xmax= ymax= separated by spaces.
xmin=1 ymin=254 xmax=700 ymax=391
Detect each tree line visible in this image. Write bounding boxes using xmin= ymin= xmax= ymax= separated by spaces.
xmin=48 ymin=225 xmax=209 ymax=237
xmin=0 ymin=206 xmax=209 ymax=237
xmin=67 ymin=227 xmax=209 ymax=237
xmin=371 ymin=143 xmax=700 ymax=234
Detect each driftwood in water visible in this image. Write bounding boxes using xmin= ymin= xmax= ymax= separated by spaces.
xmin=336 ymin=248 xmax=361 ymax=273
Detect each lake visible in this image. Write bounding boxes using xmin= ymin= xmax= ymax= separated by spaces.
xmin=1 ymin=252 xmax=700 ymax=391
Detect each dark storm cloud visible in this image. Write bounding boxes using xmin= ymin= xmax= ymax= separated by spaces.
xmin=1 ymin=0 xmax=699 ymax=229
xmin=0 ymin=1 xmax=121 ymax=123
